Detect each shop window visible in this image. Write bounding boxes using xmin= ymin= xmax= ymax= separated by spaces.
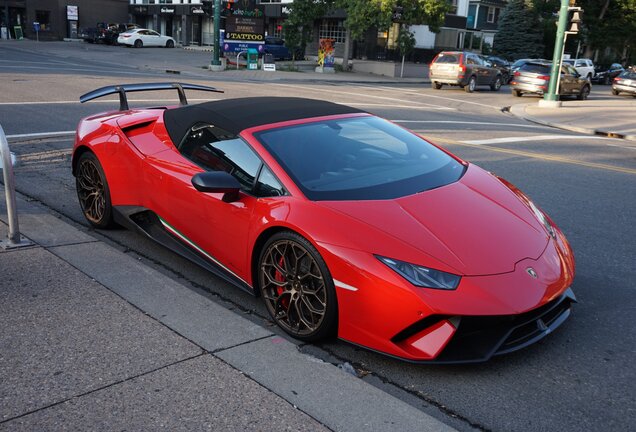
xmin=35 ymin=11 xmax=50 ymax=31
xmin=319 ymin=19 xmax=346 ymax=44
xmin=487 ymin=7 xmax=497 ymax=23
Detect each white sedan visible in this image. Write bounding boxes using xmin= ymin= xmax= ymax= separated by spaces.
xmin=118 ymin=29 xmax=175 ymax=48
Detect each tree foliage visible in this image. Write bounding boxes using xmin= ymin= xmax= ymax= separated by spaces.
xmin=493 ymin=0 xmax=544 ymax=59
xmin=577 ymin=0 xmax=636 ymax=63
xmin=282 ymin=0 xmax=330 ymax=62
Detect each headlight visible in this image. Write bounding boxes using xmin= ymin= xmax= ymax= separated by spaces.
xmin=527 ymin=200 xmax=557 ymax=239
xmin=377 ymin=256 xmax=461 ymax=290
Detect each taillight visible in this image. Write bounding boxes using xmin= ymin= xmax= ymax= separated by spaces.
xmin=514 ymin=71 xmax=521 ymax=77
xmin=614 ymin=77 xmax=621 ymax=82
xmin=538 ymin=75 xmax=551 ymax=81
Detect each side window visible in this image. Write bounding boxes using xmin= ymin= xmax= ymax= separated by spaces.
xmin=255 ymin=166 xmax=285 ymax=197
xmin=150 ymin=30 xmax=160 ymax=36
xmin=466 ymin=55 xmax=476 ymax=65
xmin=179 ymin=124 xmax=261 ymax=192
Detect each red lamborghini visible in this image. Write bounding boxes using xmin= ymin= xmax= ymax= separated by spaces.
xmin=73 ymin=82 xmax=576 ymax=363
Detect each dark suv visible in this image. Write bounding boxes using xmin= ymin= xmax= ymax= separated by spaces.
xmin=429 ymin=51 xmax=503 ymax=93
xmin=510 ymin=61 xmax=591 ymax=99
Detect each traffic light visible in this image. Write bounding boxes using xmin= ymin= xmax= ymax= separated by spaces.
xmin=568 ymin=8 xmax=582 ymax=33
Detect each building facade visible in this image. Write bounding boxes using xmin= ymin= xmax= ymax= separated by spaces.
xmin=1 ymin=0 xmax=128 ymax=40
xmin=466 ymin=0 xmax=507 ymax=51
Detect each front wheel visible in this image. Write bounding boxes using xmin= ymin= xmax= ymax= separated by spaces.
xmin=134 ymin=39 xmax=143 ymax=48
xmin=432 ymin=82 xmax=442 ymax=90
xmin=465 ymin=76 xmax=476 ymax=93
xmin=491 ymin=76 xmax=502 ymax=91
xmin=512 ymin=89 xmax=522 ymax=97
xmin=166 ymin=39 xmax=174 ymax=48
xmin=258 ymin=231 xmax=338 ymax=342
xmin=611 ymin=89 xmax=620 ymax=96
xmin=577 ymin=85 xmax=590 ymax=100
xmin=75 ymin=151 xmax=114 ymax=229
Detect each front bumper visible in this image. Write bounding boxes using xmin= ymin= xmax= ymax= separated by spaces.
xmin=511 ymin=82 xmax=546 ymax=95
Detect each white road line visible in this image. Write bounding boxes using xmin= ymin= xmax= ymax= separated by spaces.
xmin=461 ymin=134 xmax=617 ymax=145
xmin=6 ymin=131 xmax=75 ymax=139
xmin=351 ymin=83 xmax=501 ymax=109
xmin=391 ymin=120 xmax=550 ymax=129
xmin=0 ymin=65 xmax=163 ymax=76
xmin=276 ymin=83 xmax=454 ymax=110
xmin=342 ymin=103 xmax=455 ymax=111
xmin=0 ymin=98 xmax=219 ymax=106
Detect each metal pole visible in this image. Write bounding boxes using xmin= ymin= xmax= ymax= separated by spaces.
xmin=544 ymin=0 xmax=570 ymax=102
xmin=0 ymin=124 xmax=22 ymax=246
xmin=211 ymin=0 xmax=221 ymax=66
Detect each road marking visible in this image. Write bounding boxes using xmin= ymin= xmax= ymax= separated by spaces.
xmin=428 ymin=136 xmax=636 ymax=175
xmin=0 ymin=98 xmax=219 ymax=106
xmin=276 ymin=83 xmax=454 ymax=110
xmin=0 ymin=65 xmax=165 ymax=76
xmin=342 ymin=103 xmax=455 ymax=111
xmin=461 ymin=134 xmax=617 ymax=145
xmin=391 ymin=120 xmax=551 ymax=129
xmin=352 ymin=83 xmax=501 ymax=109
xmin=7 ymin=131 xmax=75 ymax=139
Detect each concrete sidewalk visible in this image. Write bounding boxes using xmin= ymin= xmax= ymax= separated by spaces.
xmin=510 ymin=98 xmax=636 ymax=141
xmin=0 ymin=188 xmax=456 ymax=431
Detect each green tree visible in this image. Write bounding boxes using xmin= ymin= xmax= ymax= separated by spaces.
xmin=282 ymin=0 xmax=330 ymax=65
xmin=493 ymin=0 xmax=544 ymax=59
xmin=578 ymin=0 xmax=636 ymax=64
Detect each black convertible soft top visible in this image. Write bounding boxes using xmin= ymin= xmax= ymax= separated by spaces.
xmin=162 ymin=97 xmax=365 ymax=145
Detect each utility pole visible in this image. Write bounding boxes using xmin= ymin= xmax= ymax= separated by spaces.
xmin=210 ymin=0 xmax=223 ymax=70
xmin=541 ymin=0 xmax=582 ymax=107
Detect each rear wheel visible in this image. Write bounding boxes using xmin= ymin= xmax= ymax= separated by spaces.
xmin=512 ymin=89 xmax=523 ymax=97
xmin=134 ymin=39 xmax=143 ymax=48
xmin=432 ymin=82 xmax=442 ymax=90
xmin=490 ymin=76 xmax=502 ymax=91
xmin=465 ymin=76 xmax=477 ymax=93
xmin=75 ymin=151 xmax=114 ymax=229
xmin=258 ymin=231 xmax=338 ymax=342
xmin=577 ymin=85 xmax=590 ymax=100
xmin=611 ymin=89 xmax=620 ymax=96
xmin=166 ymin=39 xmax=174 ymax=48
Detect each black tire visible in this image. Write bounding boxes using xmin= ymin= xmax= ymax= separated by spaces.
xmin=432 ymin=82 xmax=442 ymax=90
xmin=577 ymin=85 xmax=590 ymax=100
xmin=75 ymin=151 xmax=114 ymax=229
xmin=491 ymin=76 xmax=502 ymax=91
xmin=166 ymin=39 xmax=174 ymax=48
xmin=512 ymin=89 xmax=523 ymax=97
xmin=258 ymin=231 xmax=338 ymax=342
xmin=134 ymin=39 xmax=143 ymax=48
xmin=611 ymin=89 xmax=620 ymax=96
xmin=465 ymin=76 xmax=476 ymax=93
xmin=502 ymin=72 xmax=510 ymax=84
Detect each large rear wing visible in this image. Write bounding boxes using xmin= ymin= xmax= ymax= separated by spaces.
xmin=79 ymin=82 xmax=223 ymax=111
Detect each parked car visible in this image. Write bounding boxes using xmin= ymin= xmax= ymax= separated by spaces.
xmin=562 ymin=58 xmax=594 ymax=81
xmin=510 ymin=61 xmax=591 ymax=99
xmin=592 ymin=63 xmax=625 ymax=85
xmin=75 ymin=82 xmax=576 ymax=363
xmin=510 ymin=58 xmax=544 ymax=75
xmin=80 ymin=22 xmax=109 ymax=44
xmin=264 ymin=37 xmax=291 ymax=60
xmin=429 ymin=51 xmax=503 ymax=93
xmin=611 ymin=70 xmax=636 ymax=97
xmin=487 ymin=56 xmax=511 ymax=83
xmin=105 ymin=23 xmax=141 ymax=45
xmin=118 ymin=28 xmax=175 ymax=48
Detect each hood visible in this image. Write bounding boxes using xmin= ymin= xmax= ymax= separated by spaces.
xmin=320 ymin=165 xmax=548 ymax=276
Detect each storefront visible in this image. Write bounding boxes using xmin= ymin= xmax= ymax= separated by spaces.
xmin=130 ymin=2 xmax=210 ymax=46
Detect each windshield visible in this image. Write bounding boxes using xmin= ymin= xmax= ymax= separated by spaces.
xmin=254 ymin=116 xmax=465 ymax=201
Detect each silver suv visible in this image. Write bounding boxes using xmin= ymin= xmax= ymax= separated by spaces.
xmin=429 ymin=51 xmax=503 ymax=93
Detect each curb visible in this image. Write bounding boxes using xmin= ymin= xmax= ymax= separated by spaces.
xmin=509 ymin=103 xmax=636 ymax=141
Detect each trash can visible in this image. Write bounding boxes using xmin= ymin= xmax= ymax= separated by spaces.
xmin=247 ymin=48 xmax=258 ymax=70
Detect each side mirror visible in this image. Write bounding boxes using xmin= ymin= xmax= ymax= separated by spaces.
xmin=192 ymin=171 xmax=241 ymax=202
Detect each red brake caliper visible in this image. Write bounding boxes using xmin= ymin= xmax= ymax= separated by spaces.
xmin=275 ymin=256 xmax=289 ymax=308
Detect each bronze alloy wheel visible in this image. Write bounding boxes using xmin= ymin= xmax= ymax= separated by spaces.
xmin=76 ymin=152 xmax=113 ymax=228
xmin=259 ymin=232 xmax=337 ymax=341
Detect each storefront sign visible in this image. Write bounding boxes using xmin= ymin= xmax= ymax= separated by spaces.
xmin=67 ymin=5 xmax=78 ymax=21
xmin=192 ymin=6 xmax=205 ymax=15
xmin=226 ymin=16 xmax=264 ymax=35
xmin=160 ymin=7 xmax=175 ymax=14
xmin=132 ymin=6 xmax=148 ymax=14
xmin=230 ymin=0 xmax=264 ymax=18
xmin=225 ymin=32 xmax=263 ymax=41
xmin=223 ymin=41 xmax=264 ymax=54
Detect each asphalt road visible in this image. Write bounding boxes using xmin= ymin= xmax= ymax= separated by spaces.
xmin=1 ymin=42 xmax=635 ymax=432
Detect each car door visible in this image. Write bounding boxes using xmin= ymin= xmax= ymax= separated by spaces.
xmin=142 ymin=123 xmax=281 ymax=280
xmin=146 ymin=30 xmax=162 ymax=47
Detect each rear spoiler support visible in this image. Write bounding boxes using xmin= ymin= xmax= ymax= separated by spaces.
xmin=79 ymin=82 xmax=224 ymax=111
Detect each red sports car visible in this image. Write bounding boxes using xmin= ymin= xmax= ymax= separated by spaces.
xmin=73 ymin=82 xmax=576 ymax=363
